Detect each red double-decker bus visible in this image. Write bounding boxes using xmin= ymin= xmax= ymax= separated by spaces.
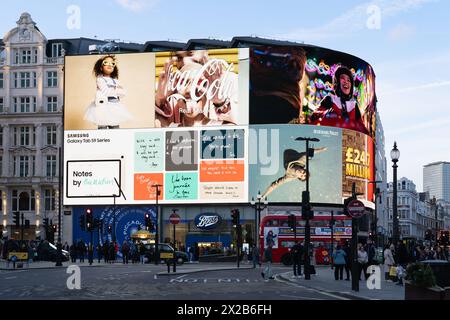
xmin=259 ymin=213 xmax=352 ymax=265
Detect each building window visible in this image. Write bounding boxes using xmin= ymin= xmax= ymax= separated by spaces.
xmin=51 ymin=43 xmax=63 ymax=57
xmin=13 ymin=126 xmax=35 ymax=146
xmin=46 ymin=125 xmax=57 ymax=145
xmin=13 ymin=97 xmax=36 ymax=113
xmin=46 ymin=96 xmax=58 ymax=112
xmin=0 ymin=72 xmax=3 ymax=88
xmin=47 ymin=71 xmax=58 ymax=87
xmin=12 ymin=190 xmax=35 ymax=211
xmin=44 ymin=189 xmax=56 ymax=211
xmin=32 ymin=155 xmax=35 ymax=176
xmin=12 ymin=72 xmax=37 ymax=89
xmin=46 ymin=155 xmax=57 ymax=177
xmin=19 ymin=155 xmax=29 ymax=177
xmin=21 ymin=48 xmax=32 ymax=64
xmin=0 ymin=97 xmax=4 ymax=113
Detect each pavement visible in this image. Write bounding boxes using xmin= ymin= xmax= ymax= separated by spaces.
xmin=277 ymin=265 xmax=405 ymax=300
xmin=0 ymin=259 xmax=405 ymax=300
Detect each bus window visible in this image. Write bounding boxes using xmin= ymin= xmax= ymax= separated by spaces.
xmin=343 ymin=220 xmax=352 ymax=227
xmin=281 ymin=220 xmax=289 ymax=227
xmin=281 ymin=241 xmax=295 ymax=248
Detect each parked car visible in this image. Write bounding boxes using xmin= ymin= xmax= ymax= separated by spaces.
xmin=144 ymin=243 xmax=188 ymax=265
xmin=37 ymin=242 xmax=69 ymax=262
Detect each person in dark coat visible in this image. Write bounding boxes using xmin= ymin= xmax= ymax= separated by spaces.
xmin=96 ymin=244 xmax=103 ymax=263
xmin=78 ymin=240 xmax=86 ymax=263
xmin=121 ymin=240 xmax=130 ymax=264
xmin=69 ymin=243 xmax=77 ymax=263
xmin=343 ymin=241 xmax=352 ymax=280
xmin=365 ymin=239 xmax=377 ymax=265
xmin=88 ymin=243 xmax=94 ymax=265
xmin=194 ymin=242 xmax=200 ymax=262
xmin=109 ymin=242 xmax=116 ymax=263
xmin=103 ymin=242 xmax=109 ymax=263
xmin=291 ymin=241 xmax=304 ymax=277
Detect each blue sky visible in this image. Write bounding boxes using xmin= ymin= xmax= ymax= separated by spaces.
xmin=2 ymin=0 xmax=450 ymax=191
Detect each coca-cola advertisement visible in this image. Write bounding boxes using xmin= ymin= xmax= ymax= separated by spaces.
xmin=155 ymin=48 xmax=249 ymax=127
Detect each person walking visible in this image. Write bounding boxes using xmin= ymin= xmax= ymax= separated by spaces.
xmin=366 ymin=239 xmax=376 ymax=266
xmin=63 ymin=241 xmax=70 ymax=252
xmin=69 ymin=243 xmax=77 ymax=263
xmin=139 ymin=242 xmax=146 ymax=264
xmin=121 ymin=240 xmax=130 ymax=264
xmin=103 ymin=242 xmax=110 ymax=264
xmin=383 ymin=244 xmax=395 ymax=281
xmin=96 ymin=243 xmax=103 ymax=263
xmin=357 ymin=243 xmax=369 ymax=280
xmin=88 ymin=243 xmax=94 ymax=266
xmin=261 ymin=243 xmax=274 ymax=281
xmin=109 ymin=242 xmax=116 ymax=264
xmin=251 ymin=245 xmax=260 ymax=268
xmin=343 ymin=241 xmax=352 ymax=280
xmin=78 ymin=239 xmax=86 ymax=263
xmin=291 ymin=241 xmax=304 ymax=278
xmin=332 ymin=245 xmax=347 ymax=280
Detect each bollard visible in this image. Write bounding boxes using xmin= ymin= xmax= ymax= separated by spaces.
xmin=167 ymin=259 xmax=171 ymax=273
xmin=173 ymin=258 xmax=176 ymax=273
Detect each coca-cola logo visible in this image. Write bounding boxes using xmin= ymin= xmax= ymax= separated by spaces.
xmin=194 ymin=213 xmax=222 ymax=230
xmin=164 ymin=59 xmax=235 ymax=103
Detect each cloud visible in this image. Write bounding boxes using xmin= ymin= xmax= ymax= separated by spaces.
xmin=388 ymin=23 xmax=415 ymax=41
xmin=386 ymin=117 xmax=450 ymax=135
xmin=278 ymin=0 xmax=437 ymax=42
xmin=115 ymin=0 xmax=159 ymax=12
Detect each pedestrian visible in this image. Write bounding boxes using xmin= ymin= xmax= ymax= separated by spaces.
xmin=365 ymin=239 xmax=376 ymax=265
xmin=251 ymin=245 xmax=260 ymax=268
xmin=78 ymin=239 xmax=86 ymax=263
xmin=139 ymin=242 xmax=146 ymax=264
xmin=63 ymin=241 xmax=69 ymax=252
xmin=332 ymin=245 xmax=347 ymax=280
xmin=188 ymin=245 xmax=194 ymax=263
xmin=96 ymin=243 xmax=103 ymax=263
xmin=194 ymin=243 xmax=200 ymax=263
xmin=88 ymin=243 xmax=94 ymax=265
xmin=383 ymin=244 xmax=395 ymax=281
xmin=109 ymin=242 xmax=116 ymax=263
xmin=436 ymin=246 xmax=447 ymax=260
xmin=103 ymin=242 xmax=110 ymax=263
xmin=261 ymin=243 xmax=274 ymax=281
xmin=121 ymin=240 xmax=130 ymax=264
xmin=69 ymin=243 xmax=77 ymax=263
xmin=357 ymin=243 xmax=368 ymax=280
xmin=291 ymin=241 xmax=304 ymax=278
xmin=343 ymin=241 xmax=352 ymax=280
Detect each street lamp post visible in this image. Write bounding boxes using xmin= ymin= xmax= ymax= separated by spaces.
xmin=295 ymin=136 xmax=320 ymax=281
xmin=56 ymin=146 xmax=63 ymax=266
xmin=390 ymin=142 xmax=400 ymax=245
xmin=153 ymin=184 xmax=162 ymax=265
xmin=250 ymin=191 xmax=268 ymax=259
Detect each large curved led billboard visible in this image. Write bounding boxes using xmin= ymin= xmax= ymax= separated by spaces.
xmin=249 ymin=46 xmax=376 ymax=138
xmin=63 ymin=45 xmax=376 ymax=207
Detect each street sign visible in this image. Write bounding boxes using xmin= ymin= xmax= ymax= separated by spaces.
xmin=346 ymin=200 xmax=366 ymax=218
xmin=169 ymin=213 xmax=181 ymax=225
xmin=8 ymin=252 xmax=28 ymax=260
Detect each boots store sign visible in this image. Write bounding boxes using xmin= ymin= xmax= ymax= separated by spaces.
xmin=194 ymin=213 xmax=222 ymax=230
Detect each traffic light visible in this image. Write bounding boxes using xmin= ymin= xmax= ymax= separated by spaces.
xmin=301 ymin=191 xmax=313 ymax=220
xmin=52 ymin=224 xmax=57 ymax=233
xmin=148 ymin=220 xmax=155 ymax=232
xmin=108 ymin=225 xmax=112 ymax=234
xmin=288 ymin=214 xmax=296 ymax=229
xmin=13 ymin=211 xmax=20 ymax=227
xmin=86 ymin=208 xmax=94 ymax=231
xmin=144 ymin=213 xmax=151 ymax=230
xmin=79 ymin=214 xmax=86 ymax=231
xmin=231 ymin=209 xmax=240 ymax=226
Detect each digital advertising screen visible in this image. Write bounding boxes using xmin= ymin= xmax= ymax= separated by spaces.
xmin=249 ymin=46 xmax=376 ymax=139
